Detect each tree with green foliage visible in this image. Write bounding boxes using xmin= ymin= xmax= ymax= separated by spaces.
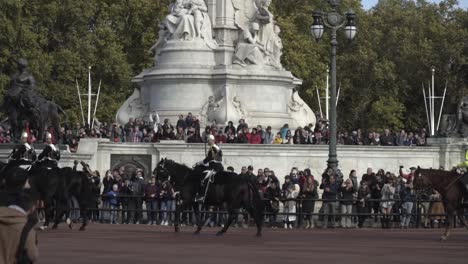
xmin=0 ymin=0 xmax=466 ymax=133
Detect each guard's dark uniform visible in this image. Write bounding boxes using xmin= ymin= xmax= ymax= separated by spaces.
xmin=202 ymin=144 xmax=224 ymax=172
xmin=38 ymin=143 xmax=60 ymax=168
xmin=9 ymin=142 xmax=37 ymax=168
xmin=194 ymin=143 xmax=224 ymax=202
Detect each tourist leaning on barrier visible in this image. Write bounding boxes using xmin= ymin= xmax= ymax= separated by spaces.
xmin=357 ymin=182 xmax=371 ymax=228
xmin=339 ymin=179 xmax=355 ymax=228
xmin=400 ymin=181 xmax=415 ymax=229
xmin=107 ymin=184 xmax=120 ymax=225
xmin=301 ymin=175 xmax=318 ymax=229
xmin=380 ymin=178 xmax=395 ymax=229
xmin=145 ymin=177 xmax=159 ymax=226
xmin=320 ymin=176 xmax=339 ymax=228
xmin=265 ymin=181 xmax=281 ymax=228
xmin=282 ymin=176 xmax=300 ymax=229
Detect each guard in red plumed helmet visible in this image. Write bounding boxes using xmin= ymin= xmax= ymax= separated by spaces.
xmin=194 ymin=134 xmax=224 ymax=202
xmin=37 ymin=132 xmax=61 ymax=169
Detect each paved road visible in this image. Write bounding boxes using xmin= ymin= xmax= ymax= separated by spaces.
xmin=38 ymin=225 xmax=468 ymax=264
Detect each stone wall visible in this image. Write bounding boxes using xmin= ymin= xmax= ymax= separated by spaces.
xmin=1 ymin=139 xmax=465 ymax=183
xmin=73 ymin=139 xmax=466 ymax=183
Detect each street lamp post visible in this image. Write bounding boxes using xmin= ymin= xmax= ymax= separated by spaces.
xmin=311 ymin=0 xmax=357 ymax=170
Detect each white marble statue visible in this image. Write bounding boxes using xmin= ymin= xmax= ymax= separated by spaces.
xmin=115 ymin=88 xmax=149 ymax=125
xmin=200 ymin=95 xmax=224 ymax=125
xmin=232 ymin=0 xmax=282 ymax=68
xmin=160 ymin=0 xmax=217 ymax=49
xmin=288 ymin=89 xmax=317 ymax=127
xmin=149 ymin=23 xmax=170 ymax=56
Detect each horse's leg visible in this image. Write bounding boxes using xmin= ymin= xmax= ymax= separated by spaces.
xmin=456 ymin=207 xmax=468 ymax=230
xmin=174 ymin=199 xmax=184 ymax=233
xmin=216 ymin=208 xmax=238 ymax=236
xmin=193 ymin=203 xmax=203 ymax=235
xmin=79 ymin=201 xmax=89 ymax=231
xmin=52 ymin=195 xmax=70 ymax=229
xmin=42 ymin=198 xmax=53 ymax=230
xmin=246 ymin=204 xmax=264 ymax=237
xmin=441 ymin=205 xmax=454 ymax=241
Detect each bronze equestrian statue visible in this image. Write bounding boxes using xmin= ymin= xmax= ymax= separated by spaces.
xmin=2 ymin=58 xmax=67 ymax=142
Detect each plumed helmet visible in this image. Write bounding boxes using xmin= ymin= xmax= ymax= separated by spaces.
xmin=21 ymin=131 xmax=28 ymax=139
xmin=208 ymin=135 xmax=215 ymax=142
xmin=46 ymin=132 xmax=52 ymax=140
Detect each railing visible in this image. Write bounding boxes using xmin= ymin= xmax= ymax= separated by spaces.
xmin=39 ymin=194 xmax=467 ymax=229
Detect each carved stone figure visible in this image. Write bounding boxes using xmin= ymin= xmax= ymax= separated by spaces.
xmin=2 ymin=59 xmax=65 ymax=141
xmin=149 ymin=23 xmax=170 ymax=56
xmin=200 ymin=95 xmax=224 ymax=125
xmin=458 ymin=96 xmax=468 ymax=137
xmin=437 ymin=96 xmax=468 ymax=138
xmin=161 ymin=0 xmax=217 ymax=49
xmin=232 ymin=0 xmax=282 ymax=68
xmin=438 ymin=114 xmax=458 ymax=137
xmin=232 ymin=95 xmax=247 ymax=118
xmin=288 ymin=89 xmax=317 ymax=127
xmin=233 ymin=23 xmax=265 ymax=66
xmin=115 ymin=88 xmax=149 ymax=125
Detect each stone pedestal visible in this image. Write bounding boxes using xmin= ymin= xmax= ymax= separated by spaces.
xmin=116 ymin=0 xmax=316 ymax=129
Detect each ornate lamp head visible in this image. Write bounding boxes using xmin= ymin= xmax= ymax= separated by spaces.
xmin=310 ymin=11 xmax=324 ymax=42
xmin=344 ymin=10 xmax=357 ymax=40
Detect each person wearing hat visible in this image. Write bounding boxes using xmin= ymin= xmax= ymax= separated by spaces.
xmin=194 ymin=134 xmax=224 ymax=202
xmin=8 ymin=132 xmax=37 ymax=169
xmin=399 ymin=166 xmax=417 ymax=182
xmin=37 ymin=132 xmax=60 ymax=169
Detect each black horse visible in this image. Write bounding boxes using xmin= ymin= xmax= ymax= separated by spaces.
xmin=155 ymin=158 xmax=264 ymax=237
xmin=0 ymin=160 xmax=98 ymax=231
xmin=414 ymin=167 xmax=468 ymax=241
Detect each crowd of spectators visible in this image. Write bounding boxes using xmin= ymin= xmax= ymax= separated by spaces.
xmin=89 ymin=112 xmax=430 ymax=146
xmin=0 ymin=113 xmax=429 ymax=151
xmin=82 ymin=164 xmax=449 ymax=230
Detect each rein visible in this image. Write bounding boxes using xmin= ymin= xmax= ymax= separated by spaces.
xmin=445 ymin=174 xmax=464 ymax=192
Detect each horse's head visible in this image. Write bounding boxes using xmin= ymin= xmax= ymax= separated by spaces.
xmin=80 ymin=160 xmax=99 ymax=178
xmin=155 ymin=158 xmax=171 ymax=182
xmin=413 ymin=166 xmax=432 ymax=190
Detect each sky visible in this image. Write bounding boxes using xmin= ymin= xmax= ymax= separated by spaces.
xmin=361 ymin=0 xmax=468 ymax=10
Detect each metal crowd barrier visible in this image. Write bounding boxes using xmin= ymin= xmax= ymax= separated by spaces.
xmin=37 ymin=194 xmax=467 ymax=229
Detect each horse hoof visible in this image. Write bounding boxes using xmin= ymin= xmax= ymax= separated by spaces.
xmin=66 ymin=218 xmax=71 ymax=225
xmin=440 ymin=236 xmax=448 ymax=241
xmin=79 ymin=226 xmax=86 ymax=231
xmin=39 ymin=226 xmax=48 ymax=231
xmin=175 ymin=227 xmax=180 ymax=233
xmin=68 ymin=224 xmax=73 ymax=230
xmin=51 ymin=225 xmax=58 ymax=230
xmin=216 ymin=231 xmax=224 ymax=236
xmin=255 ymin=233 xmax=262 ymax=238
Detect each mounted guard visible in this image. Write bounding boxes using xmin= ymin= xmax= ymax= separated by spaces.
xmin=8 ymin=131 xmax=37 ymax=169
xmin=194 ymin=135 xmax=223 ymax=202
xmin=37 ymin=132 xmax=60 ymax=169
